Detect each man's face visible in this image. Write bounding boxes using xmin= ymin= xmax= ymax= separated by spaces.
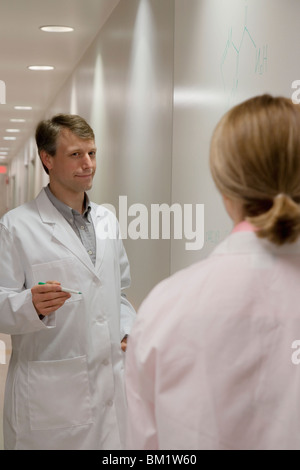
xmin=45 ymin=128 xmax=97 ymax=195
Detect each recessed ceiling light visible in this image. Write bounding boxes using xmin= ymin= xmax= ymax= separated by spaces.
xmin=3 ymin=136 xmax=16 ymax=140
xmin=10 ymin=119 xmax=25 ymax=123
xmin=28 ymin=65 xmax=54 ymax=71
xmin=6 ymin=129 xmax=20 ymax=133
xmin=0 ymin=152 xmax=8 ymax=155
xmin=0 ymin=147 xmax=9 ymax=150
xmin=14 ymin=106 xmax=32 ymax=110
xmin=40 ymin=25 xmax=74 ymax=33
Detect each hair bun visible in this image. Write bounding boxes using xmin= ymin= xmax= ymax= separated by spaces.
xmin=247 ymin=193 xmax=300 ymax=245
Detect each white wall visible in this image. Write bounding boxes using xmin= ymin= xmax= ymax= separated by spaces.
xmin=8 ymin=0 xmax=300 ymax=304
xmin=47 ymin=0 xmax=174 ymax=308
xmin=0 ymin=334 xmax=11 ymax=450
xmin=7 ymin=0 xmax=174 ymax=308
xmin=0 ymin=174 xmax=9 ymax=217
xmin=171 ymin=0 xmax=300 ymax=272
xmin=2 ymin=0 xmax=174 ymax=449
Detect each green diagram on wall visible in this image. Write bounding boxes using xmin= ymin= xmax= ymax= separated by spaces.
xmin=220 ymin=3 xmax=268 ymax=103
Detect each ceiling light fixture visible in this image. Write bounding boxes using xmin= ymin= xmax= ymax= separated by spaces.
xmin=40 ymin=25 xmax=74 ymax=33
xmin=28 ymin=65 xmax=54 ymax=71
xmin=14 ymin=106 xmax=32 ymax=110
xmin=0 ymin=152 xmax=8 ymax=155
xmin=6 ymin=129 xmax=20 ymax=133
xmin=10 ymin=119 xmax=25 ymax=123
xmin=3 ymin=137 xmax=16 ymax=140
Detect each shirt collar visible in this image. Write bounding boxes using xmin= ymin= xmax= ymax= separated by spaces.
xmin=44 ymin=184 xmax=92 ymax=221
xmin=232 ymin=220 xmax=257 ymax=233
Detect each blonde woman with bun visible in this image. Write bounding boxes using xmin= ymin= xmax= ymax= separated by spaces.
xmin=210 ymin=94 xmax=300 ymax=245
xmin=125 ymin=95 xmax=300 ymax=450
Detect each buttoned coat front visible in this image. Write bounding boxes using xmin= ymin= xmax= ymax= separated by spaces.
xmin=0 ymin=188 xmax=136 ymax=450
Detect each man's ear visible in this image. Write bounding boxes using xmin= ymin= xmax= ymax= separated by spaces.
xmin=39 ymin=150 xmax=53 ymax=172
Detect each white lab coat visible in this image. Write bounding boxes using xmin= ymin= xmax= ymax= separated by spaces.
xmin=0 ymin=188 xmax=136 ymax=450
xmin=126 ymin=222 xmax=300 ymax=450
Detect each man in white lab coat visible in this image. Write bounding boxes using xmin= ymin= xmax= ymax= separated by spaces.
xmin=0 ymin=114 xmax=136 ymax=450
xmin=125 ymin=95 xmax=300 ymax=450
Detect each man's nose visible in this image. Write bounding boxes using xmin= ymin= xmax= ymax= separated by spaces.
xmin=82 ymin=153 xmax=93 ymax=168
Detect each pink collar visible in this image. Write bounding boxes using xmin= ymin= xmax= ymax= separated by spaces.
xmin=232 ymin=221 xmax=257 ymax=233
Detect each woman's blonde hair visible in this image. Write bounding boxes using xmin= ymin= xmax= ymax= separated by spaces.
xmin=210 ymin=94 xmax=300 ymax=245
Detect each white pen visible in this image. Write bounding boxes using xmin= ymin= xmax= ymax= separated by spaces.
xmin=38 ymin=282 xmax=82 ymax=295
xmin=60 ymin=287 xmax=82 ymax=295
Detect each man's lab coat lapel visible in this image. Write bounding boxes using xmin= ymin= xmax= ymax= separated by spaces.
xmin=35 ymin=189 xmax=105 ymax=277
xmin=90 ymin=205 xmax=108 ymax=274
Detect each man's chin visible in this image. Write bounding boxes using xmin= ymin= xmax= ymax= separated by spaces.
xmin=75 ymin=176 xmax=94 ymax=191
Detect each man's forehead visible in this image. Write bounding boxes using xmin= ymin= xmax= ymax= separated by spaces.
xmin=57 ymin=128 xmax=95 ymax=149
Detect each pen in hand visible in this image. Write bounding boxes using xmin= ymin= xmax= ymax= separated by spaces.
xmin=38 ymin=282 xmax=82 ymax=295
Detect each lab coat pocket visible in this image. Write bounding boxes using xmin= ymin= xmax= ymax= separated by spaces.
xmin=31 ymin=258 xmax=82 ymax=303
xmin=28 ymin=356 xmax=93 ymax=431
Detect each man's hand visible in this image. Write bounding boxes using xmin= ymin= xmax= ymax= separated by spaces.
xmin=31 ymin=281 xmax=71 ymax=317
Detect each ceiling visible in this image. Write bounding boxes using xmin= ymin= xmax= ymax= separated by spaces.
xmin=0 ymin=0 xmax=120 ymax=165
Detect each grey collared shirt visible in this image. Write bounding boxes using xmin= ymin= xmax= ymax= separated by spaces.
xmin=44 ymin=185 xmax=97 ymax=265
